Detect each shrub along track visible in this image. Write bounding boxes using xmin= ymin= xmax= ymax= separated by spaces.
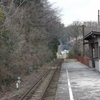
xmin=18 ymin=59 xmax=63 ymax=100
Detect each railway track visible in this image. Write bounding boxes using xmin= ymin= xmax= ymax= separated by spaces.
xmin=19 ymin=59 xmax=63 ymax=100
xmin=42 ymin=62 xmax=62 ymax=100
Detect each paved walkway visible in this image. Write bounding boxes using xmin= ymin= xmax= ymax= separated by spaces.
xmin=55 ymin=61 xmax=100 ymax=100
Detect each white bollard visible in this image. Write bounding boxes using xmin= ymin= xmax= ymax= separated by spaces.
xmin=16 ymin=82 xmax=19 ymax=90
xmin=17 ymin=80 xmax=21 ymax=88
xmin=16 ymin=76 xmax=21 ymax=90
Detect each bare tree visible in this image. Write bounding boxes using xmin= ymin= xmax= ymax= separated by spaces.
xmin=0 ymin=0 xmax=64 ymax=87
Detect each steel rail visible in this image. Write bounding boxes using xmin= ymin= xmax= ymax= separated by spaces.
xmin=41 ymin=59 xmax=63 ymax=100
xmin=19 ymin=60 xmax=58 ymax=100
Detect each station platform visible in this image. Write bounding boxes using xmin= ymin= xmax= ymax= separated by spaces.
xmin=55 ymin=60 xmax=100 ymax=100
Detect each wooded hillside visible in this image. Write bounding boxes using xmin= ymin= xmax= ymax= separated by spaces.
xmin=0 ymin=0 xmax=64 ymax=88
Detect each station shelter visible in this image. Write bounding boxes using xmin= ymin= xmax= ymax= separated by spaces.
xmin=84 ymin=31 xmax=100 ymax=71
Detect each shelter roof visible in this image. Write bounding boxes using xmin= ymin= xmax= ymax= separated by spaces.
xmin=84 ymin=31 xmax=100 ymax=40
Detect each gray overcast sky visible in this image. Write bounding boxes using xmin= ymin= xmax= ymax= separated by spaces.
xmin=48 ymin=0 xmax=100 ymax=26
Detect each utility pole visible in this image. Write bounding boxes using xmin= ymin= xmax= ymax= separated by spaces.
xmin=82 ymin=25 xmax=85 ymax=56
xmin=98 ymin=10 xmax=100 ymax=25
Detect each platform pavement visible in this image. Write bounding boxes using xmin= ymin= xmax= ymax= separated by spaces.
xmin=55 ymin=60 xmax=100 ymax=100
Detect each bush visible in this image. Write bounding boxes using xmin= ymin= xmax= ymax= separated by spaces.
xmin=68 ymin=49 xmax=75 ymax=58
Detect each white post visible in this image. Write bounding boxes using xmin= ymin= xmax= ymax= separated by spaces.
xmin=17 ymin=76 xmax=21 ymax=89
xmin=16 ymin=82 xmax=19 ymax=90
